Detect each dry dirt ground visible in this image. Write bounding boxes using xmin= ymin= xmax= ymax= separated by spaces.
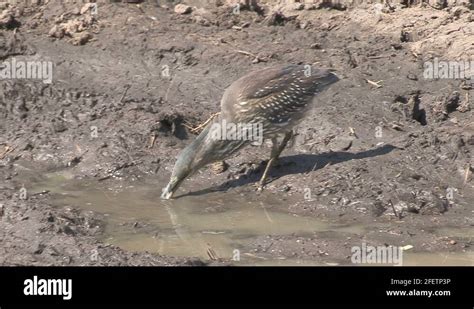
xmin=0 ymin=0 xmax=473 ymax=265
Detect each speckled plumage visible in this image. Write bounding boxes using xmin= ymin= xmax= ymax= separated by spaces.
xmin=221 ymin=65 xmax=339 ymax=138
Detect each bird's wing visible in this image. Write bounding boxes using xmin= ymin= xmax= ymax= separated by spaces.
xmin=238 ymin=65 xmax=302 ymax=100
xmin=220 ymin=65 xmax=327 ymax=124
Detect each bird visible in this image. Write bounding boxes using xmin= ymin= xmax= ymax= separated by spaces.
xmin=161 ymin=64 xmax=339 ymax=199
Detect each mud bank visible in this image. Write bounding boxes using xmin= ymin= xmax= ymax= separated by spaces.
xmin=0 ymin=0 xmax=473 ymax=265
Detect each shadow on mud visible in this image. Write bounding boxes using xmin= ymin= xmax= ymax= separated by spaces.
xmin=178 ymin=144 xmax=398 ymax=198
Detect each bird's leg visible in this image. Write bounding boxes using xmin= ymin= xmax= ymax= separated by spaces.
xmin=257 ymin=131 xmax=293 ymax=191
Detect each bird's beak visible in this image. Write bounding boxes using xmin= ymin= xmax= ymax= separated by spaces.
xmin=161 ymin=176 xmax=182 ymax=200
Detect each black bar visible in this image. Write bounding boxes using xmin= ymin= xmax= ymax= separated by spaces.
xmin=0 ymin=267 xmax=472 ymax=306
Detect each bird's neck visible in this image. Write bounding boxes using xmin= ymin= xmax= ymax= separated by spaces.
xmin=186 ymin=119 xmax=248 ymax=170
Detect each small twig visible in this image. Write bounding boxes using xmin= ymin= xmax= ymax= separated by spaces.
xmin=243 ymin=252 xmax=268 ymax=260
xmin=235 ymin=49 xmax=268 ymax=63
xmin=98 ymin=175 xmax=111 ymax=182
xmin=0 ymin=145 xmax=14 ymax=160
xmin=236 ymin=49 xmax=258 ymax=58
xmin=367 ymin=55 xmax=391 ymax=59
xmin=349 ymin=127 xmax=358 ymax=138
xmin=445 ymin=27 xmax=461 ymax=35
xmin=148 ymin=134 xmax=156 ymax=149
xmin=206 ymin=243 xmax=219 ymax=261
xmin=366 ymin=79 xmax=383 ymax=88
xmin=464 ymin=163 xmax=471 ymax=186
xmin=30 ymin=190 xmax=50 ymax=197
xmin=183 ymin=123 xmax=195 ymax=131
xmin=388 ymin=199 xmax=401 ymax=219
xmin=456 ymin=93 xmax=470 ymax=113
xmin=303 ymin=140 xmax=319 ymax=147
xmin=189 ymin=112 xmax=220 ymax=134
xmin=391 ymin=122 xmax=404 ymax=131
xmin=120 ymin=85 xmax=131 ymax=103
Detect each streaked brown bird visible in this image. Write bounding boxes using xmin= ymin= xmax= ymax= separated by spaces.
xmin=161 ymin=64 xmax=339 ymax=199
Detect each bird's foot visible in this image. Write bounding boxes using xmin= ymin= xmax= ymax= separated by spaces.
xmin=255 ymin=181 xmax=267 ymax=192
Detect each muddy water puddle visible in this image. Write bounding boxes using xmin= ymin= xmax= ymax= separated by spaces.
xmin=26 ymin=171 xmax=473 ymax=266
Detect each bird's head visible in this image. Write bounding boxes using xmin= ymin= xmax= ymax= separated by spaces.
xmin=161 ymin=144 xmax=196 ymax=200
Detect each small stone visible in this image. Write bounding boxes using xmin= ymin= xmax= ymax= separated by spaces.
xmin=225 ymin=0 xmax=258 ymax=10
xmin=449 ymin=240 xmax=457 ymax=245
xmin=464 ymin=134 xmax=474 ymax=145
xmin=321 ymin=23 xmax=331 ymax=30
xmin=28 ymin=20 xmax=38 ymax=29
xmin=299 ymin=21 xmax=310 ymax=29
xmin=391 ymin=43 xmax=403 ymax=50
xmin=211 ymin=161 xmax=229 ymax=174
xmin=48 ymin=25 xmax=65 ymax=38
xmin=174 ymin=4 xmax=192 ymax=15
xmin=0 ymin=9 xmax=17 ymax=29
xmin=80 ymin=3 xmax=95 ymax=15
xmin=265 ymin=11 xmax=287 ymax=26
xmin=294 ymin=3 xmax=304 ymax=10
xmin=72 ymin=31 xmax=93 ymax=45
xmin=33 ymin=244 xmax=45 ymax=255
xmin=451 ymin=6 xmax=468 ymax=19
xmin=428 ymin=0 xmax=446 ymax=9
